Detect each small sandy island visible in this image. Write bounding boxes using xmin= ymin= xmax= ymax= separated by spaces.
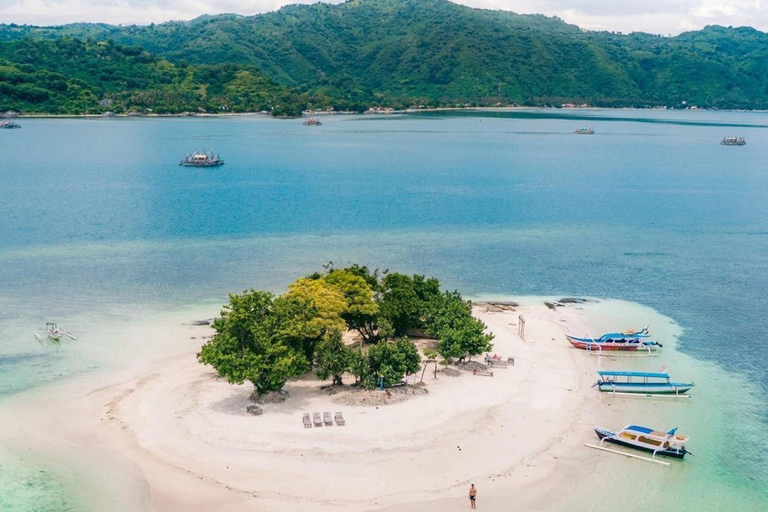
xmin=2 ymin=299 xmax=619 ymax=511
xmin=88 ymin=300 xmax=608 ymax=511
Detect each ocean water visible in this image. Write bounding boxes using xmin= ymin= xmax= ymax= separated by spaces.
xmin=0 ymin=109 xmax=767 ymax=510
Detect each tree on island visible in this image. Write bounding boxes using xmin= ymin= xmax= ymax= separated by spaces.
xmin=314 ymin=330 xmax=354 ymax=386
xmin=197 ymin=290 xmax=321 ymax=394
xmin=424 ymin=291 xmax=494 ymax=361
xmin=359 ymin=337 xmax=422 ymax=388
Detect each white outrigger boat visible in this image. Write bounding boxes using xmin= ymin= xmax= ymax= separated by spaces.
xmin=586 ymin=425 xmax=691 ymax=466
xmin=34 ymin=322 xmax=76 ymax=342
xmin=595 ymin=371 xmax=694 ymax=398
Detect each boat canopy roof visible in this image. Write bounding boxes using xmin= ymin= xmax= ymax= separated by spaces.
xmin=598 ymin=371 xmax=670 ymax=378
xmin=626 ymin=425 xmax=680 ymax=437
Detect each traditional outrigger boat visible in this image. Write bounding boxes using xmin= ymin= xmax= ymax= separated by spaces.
xmin=180 ymin=150 xmax=224 ymax=167
xmin=574 ymin=126 xmax=594 ymax=134
xmin=34 ymin=322 xmax=76 ymax=342
xmin=566 ymin=327 xmax=661 ymax=352
xmin=595 ymin=371 xmax=694 ymax=397
xmin=587 ymin=425 xmax=691 ymax=465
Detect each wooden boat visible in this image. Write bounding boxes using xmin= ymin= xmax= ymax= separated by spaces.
xmin=1 ymin=120 xmax=21 ymax=129
xmin=593 ymin=425 xmax=690 ymax=459
xmin=721 ymin=136 xmax=746 ymax=146
xmin=34 ymin=322 xmax=76 ymax=342
xmin=566 ymin=327 xmax=661 ymax=352
xmin=574 ymin=126 xmax=594 ymax=134
xmin=180 ymin=150 xmax=224 ymax=167
xmin=303 ymin=117 xmax=322 ymax=126
xmin=595 ymin=371 xmax=694 ymax=395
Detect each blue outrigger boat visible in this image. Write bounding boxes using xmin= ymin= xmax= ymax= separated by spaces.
xmin=595 ymin=371 xmax=694 ymax=396
xmin=592 ymin=425 xmax=691 ymax=461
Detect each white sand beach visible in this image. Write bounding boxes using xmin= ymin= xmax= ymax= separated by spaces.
xmin=0 ymin=300 xmax=650 ymax=511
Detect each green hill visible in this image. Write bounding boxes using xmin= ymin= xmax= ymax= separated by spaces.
xmin=0 ymin=37 xmax=300 ymax=114
xmin=3 ymin=0 xmax=768 ymax=112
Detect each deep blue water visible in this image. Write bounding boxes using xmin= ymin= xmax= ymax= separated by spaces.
xmin=0 ymin=110 xmax=767 ymax=405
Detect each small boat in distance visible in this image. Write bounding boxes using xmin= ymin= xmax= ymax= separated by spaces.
xmin=1 ymin=120 xmax=21 ymax=129
xmin=595 ymin=371 xmax=694 ymax=395
xmin=180 ymin=150 xmax=224 ymax=167
xmin=574 ymin=126 xmax=594 ymax=134
xmin=721 ymin=136 xmax=746 ymax=146
xmin=303 ymin=117 xmax=322 ymax=126
xmin=34 ymin=322 xmax=76 ymax=342
xmin=592 ymin=425 xmax=690 ymax=460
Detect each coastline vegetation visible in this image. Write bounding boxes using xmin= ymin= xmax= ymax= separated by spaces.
xmin=197 ymin=265 xmax=493 ymax=395
xmin=4 ymin=0 xmax=768 ymax=115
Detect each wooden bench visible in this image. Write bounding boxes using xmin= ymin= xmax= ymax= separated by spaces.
xmin=473 ymin=368 xmax=494 ymax=377
xmin=484 ymin=356 xmax=514 ymax=367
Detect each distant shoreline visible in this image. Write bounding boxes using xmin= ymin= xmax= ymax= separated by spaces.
xmin=10 ymin=105 xmax=764 ymax=120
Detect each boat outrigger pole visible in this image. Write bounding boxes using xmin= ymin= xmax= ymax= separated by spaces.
xmin=584 ymin=442 xmax=671 ymax=466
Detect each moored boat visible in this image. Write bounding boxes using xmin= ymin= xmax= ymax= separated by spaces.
xmin=34 ymin=322 xmax=76 ymax=342
xmin=574 ymin=126 xmax=594 ymax=134
xmin=303 ymin=117 xmax=322 ymax=126
xmin=595 ymin=371 xmax=694 ymax=395
xmin=566 ymin=327 xmax=661 ymax=351
xmin=1 ymin=120 xmax=21 ymax=129
xmin=180 ymin=150 xmax=224 ymax=167
xmin=721 ymin=136 xmax=746 ymax=146
xmin=594 ymin=425 xmax=690 ymax=459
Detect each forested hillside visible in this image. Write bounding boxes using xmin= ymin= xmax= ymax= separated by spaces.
xmin=0 ymin=38 xmax=302 ymax=114
xmin=3 ymin=0 xmax=768 ymax=113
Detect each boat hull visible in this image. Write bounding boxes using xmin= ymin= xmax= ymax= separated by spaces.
xmin=567 ymin=336 xmax=657 ymax=351
xmin=597 ymin=383 xmax=693 ymax=394
xmin=594 ymin=428 xmax=687 ymax=459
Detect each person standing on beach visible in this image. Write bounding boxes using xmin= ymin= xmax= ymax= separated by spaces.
xmin=469 ymin=484 xmax=477 ymax=509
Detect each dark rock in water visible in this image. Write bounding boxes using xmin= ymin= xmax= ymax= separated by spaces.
xmin=558 ymin=298 xmax=590 ymax=304
xmin=544 ymin=301 xmax=557 ymax=310
xmin=189 ymin=319 xmax=212 ymax=326
xmin=246 ymin=405 xmax=263 ymax=416
xmin=250 ymin=390 xmax=289 ymax=404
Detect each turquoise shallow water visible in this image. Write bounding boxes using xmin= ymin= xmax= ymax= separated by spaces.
xmin=0 ymin=110 xmax=767 ymax=509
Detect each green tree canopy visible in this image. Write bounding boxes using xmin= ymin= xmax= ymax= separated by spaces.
xmin=424 ymin=291 xmax=494 ymax=360
xmin=197 ymin=289 xmax=321 ymax=394
xmin=365 ymin=337 xmax=422 ymax=388
xmin=313 ymin=330 xmax=354 ymax=385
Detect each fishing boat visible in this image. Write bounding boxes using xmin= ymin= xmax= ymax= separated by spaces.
xmin=303 ymin=117 xmax=322 ymax=126
xmin=592 ymin=425 xmax=690 ymax=460
xmin=566 ymin=327 xmax=661 ymax=352
xmin=721 ymin=136 xmax=746 ymax=146
xmin=179 ymin=150 xmax=224 ymax=167
xmin=574 ymin=126 xmax=594 ymax=134
xmin=1 ymin=120 xmax=21 ymax=129
xmin=595 ymin=371 xmax=694 ymax=395
xmin=34 ymin=322 xmax=76 ymax=342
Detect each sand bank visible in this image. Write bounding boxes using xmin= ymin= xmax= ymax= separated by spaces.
xmin=0 ymin=300 xmax=648 ymax=511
